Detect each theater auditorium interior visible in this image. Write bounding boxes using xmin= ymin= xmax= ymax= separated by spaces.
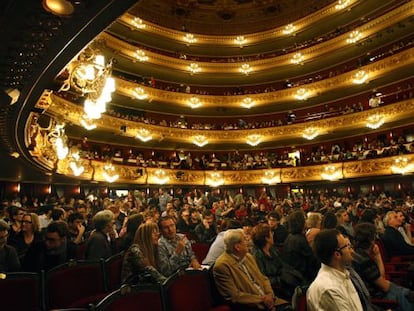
xmin=0 ymin=0 xmax=414 ymax=309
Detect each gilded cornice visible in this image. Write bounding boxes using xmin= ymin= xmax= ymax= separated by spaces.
xmin=50 ymin=154 xmax=414 ymax=185
xmin=101 ymin=2 xmax=413 ymax=74
xmin=44 ymin=94 xmax=414 ymax=145
xmin=118 ymin=0 xmax=357 ymax=45
xmin=113 ymin=45 xmax=414 ymax=109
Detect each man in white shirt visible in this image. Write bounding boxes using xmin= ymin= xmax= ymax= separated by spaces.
xmin=307 ymin=229 xmax=363 ymax=311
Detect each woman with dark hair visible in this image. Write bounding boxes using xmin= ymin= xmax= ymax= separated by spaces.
xmin=251 ymin=223 xmax=302 ymax=299
xmin=282 ymin=210 xmax=319 ymax=282
xmin=353 ymin=222 xmax=414 ymax=310
xmin=116 ymin=213 xmax=144 ymax=252
xmin=121 ymin=222 xmax=166 ymax=284
xmin=321 ymin=211 xmax=338 ymax=229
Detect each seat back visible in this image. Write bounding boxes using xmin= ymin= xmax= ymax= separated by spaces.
xmin=46 ymin=259 xmax=107 ymax=310
xmin=0 ymin=272 xmax=44 ymax=311
xmin=164 ymin=269 xmax=230 ymax=311
xmin=191 ymin=242 xmax=210 ymax=263
xmin=292 ymin=285 xmax=308 ymax=311
xmin=104 ymin=251 xmax=125 ymax=291
xmin=92 ymin=284 xmax=165 ymax=311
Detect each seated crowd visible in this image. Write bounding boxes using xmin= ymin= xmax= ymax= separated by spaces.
xmin=1 ymin=188 xmax=414 ymax=310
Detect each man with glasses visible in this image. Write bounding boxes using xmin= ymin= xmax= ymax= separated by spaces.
xmin=0 ymin=219 xmax=20 ymax=272
xmin=307 ymin=229 xmax=363 ymax=311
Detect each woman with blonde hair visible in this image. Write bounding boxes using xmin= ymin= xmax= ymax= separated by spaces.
xmin=305 ymin=212 xmax=322 ymax=246
xmin=9 ymin=212 xmax=42 ymax=261
xmin=121 ymin=222 xmax=166 ymax=284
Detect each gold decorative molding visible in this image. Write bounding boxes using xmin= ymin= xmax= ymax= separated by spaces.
xmin=48 ymin=154 xmax=414 ymax=185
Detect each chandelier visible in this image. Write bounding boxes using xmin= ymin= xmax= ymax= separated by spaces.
xmin=366 ymin=114 xmax=385 ymax=129
xmin=261 ymin=170 xmax=280 ymax=184
xmin=321 ymin=165 xmax=343 ymax=181
xmin=188 ymin=97 xmax=202 ymax=109
xmin=234 ymin=36 xmax=247 ymax=47
xmin=391 ymin=157 xmax=414 ymax=175
xmin=352 ymin=69 xmax=368 ymax=84
xmin=135 ymin=49 xmax=149 ymax=62
xmin=241 ymin=97 xmax=255 ymax=109
xmin=188 ymin=63 xmax=201 ymax=74
xmin=136 ymin=128 xmax=152 ymax=142
xmin=302 ymin=127 xmax=319 ymax=140
xmin=335 ymin=0 xmax=351 ymax=10
xmin=102 ymin=163 xmax=119 ymax=183
xmin=133 ymin=87 xmax=148 ymax=100
xmin=184 ymin=33 xmax=197 ymax=44
xmin=59 ymin=47 xmax=115 ymax=122
xmin=192 ymin=135 xmax=208 ymax=147
xmin=283 ymin=24 xmax=296 ymax=35
xmin=291 ymin=52 xmax=304 ymax=64
xmin=153 ymin=169 xmax=170 ymax=184
xmin=240 ymin=63 xmax=252 ymax=75
xmin=207 ymin=171 xmax=224 ymax=187
xmin=295 ymin=88 xmax=309 ymax=100
xmin=346 ymin=30 xmax=362 ymax=44
xmin=246 ymin=134 xmax=262 ymax=146
xmin=131 ymin=17 xmax=146 ymax=29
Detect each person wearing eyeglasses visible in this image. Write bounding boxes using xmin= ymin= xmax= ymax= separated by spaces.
xmin=0 ymin=220 xmax=20 ymax=272
xmin=307 ymin=229 xmax=363 ymax=311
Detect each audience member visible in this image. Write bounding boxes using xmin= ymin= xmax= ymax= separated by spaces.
xmin=67 ymin=212 xmax=86 ymax=245
xmin=121 ymin=222 xmax=166 ymax=285
xmin=381 ymin=210 xmax=414 ymax=257
xmin=84 ymin=209 xmax=116 ymax=260
xmin=352 ymin=222 xmax=414 ymax=310
xmin=267 ymin=211 xmax=288 ymax=246
xmin=157 ymin=216 xmax=201 ymax=277
xmin=305 ymin=212 xmax=322 ymax=246
xmin=23 ymin=221 xmax=77 ymax=272
xmin=307 ymin=229 xmax=363 ymax=311
xmin=213 ymin=228 xmax=290 ymax=310
xmin=116 ymin=213 xmax=144 ymax=252
xmin=194 ymin=210 xmax=217 ymax=243
xmin=0 ymin=220 xmax=20 ymax=272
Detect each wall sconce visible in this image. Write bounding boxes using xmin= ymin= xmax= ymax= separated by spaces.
xmin=283 ymin=24 xmax=296 ymax=35
xmin=352 ymin=69 xmax=368 ymax=84
xmin=234 ymin=36 xmax=247 ymax=47
xmin=366 ymin=114 xmax=385 ymax=129
xmin=187 ymin=97 xmax=202 ymax=109
xmin=103 ymin=163 xmax=119 ymax=183
xmin=321 ymin=165 xmax=343 ymax=181
xmin=302 ymin=127 xmax=319 ymax=140
xmin=192 ymin=135 xmax=208 ymax=147
xmin=261 ymin=170 xmax=280 ymax=184
xmin=184 ymin=33 xmax=197 ymax=44
xmin=153 ymin=169 xmax=169 ymax=184
xmin=188 ymin=63 xmax=201 ymax=74
xmin=240 ymin=63 xmax=252 ymax=75
xmin=246 ymin=134 xmax=262 ymax=146
xmin=241 ymin=97 xmax=255 ymax=109
xmin=295 ymin=88 xmax=309 ymax=100
xmin=346 ymin=30 xmax=362 ymax=44
xmin=69 ymin=152 xmax=84 ymax=176
xmin=131 ymin=17 xmax=146 ymax=29
xmin=207 ymin=171 xmax=224 ymax=187
xmin=80 ymin=116 xmax=97 ymax=130
xmin=291 ymin=52 xmax=304 ymax=64
xmin=133 ymin=87 xmax=148 ymax=100
xmin=391 ymin=157 xmax=414 ymax=175
xmin=48 ymin=122 xmax=69 ymax=160
xmin=135 ymin=49 xmax=149 ymax=62
xmin=136 ymin=128 xmax=152 ymax=142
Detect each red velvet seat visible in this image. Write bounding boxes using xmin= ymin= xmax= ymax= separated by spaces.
xmin=0 ymin=272 xmax=44 ymax=311
xmin=164 ymin=269 xmax=231 ymax=311
xmin=191 ymin=242 xmax=210 ymax=263
xmin=91 ymin=284 xmax=166 ymax=311
xmin=104 ymin=251 xmax=125 ymax=291
xmin=45 ymin=259 xmax=107 ymax=310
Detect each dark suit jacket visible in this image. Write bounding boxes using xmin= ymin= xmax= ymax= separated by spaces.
xmin=213 ymin=252 xmax=273 ymax=309
xmin=381 ymin=226 xmax=414 ymax=257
